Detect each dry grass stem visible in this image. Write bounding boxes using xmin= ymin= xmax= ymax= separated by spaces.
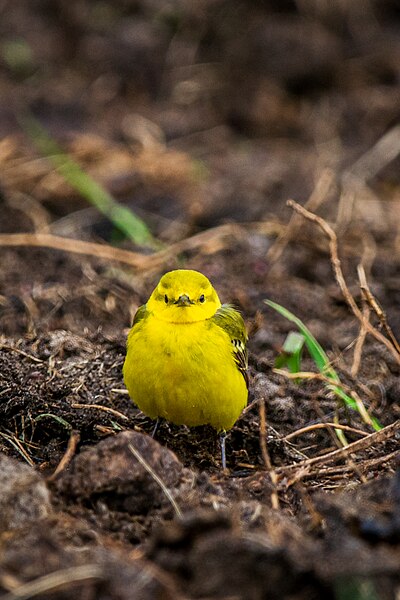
xmin=258 ymin=400 xmax=280 ymax=509
xmin=0 ymin=233 xmax=153 ymax=269
xmin=48 ymin=430 xmax=80 ymax=481
xmin=0 ymin=342 xmax=43 ymax=363
xmin=71 ymin=403 xmax=129 ymax=421
xmin=276 ymin=419 xmax=400 ymax=475
xmin=94 ymin=424 xmax=118 ymax=435
xmin=6 ymin=192 xmax=51 ymax=233
xmin=283 ymin=422 xmax=369 ymax=442
xmin=276 ymin=368 xmax=376 ymax=431
xmin=357 ymin=264 xmax=400 ymax=355
xmin=275 ymin=369 xmax=368 ymax=403
xmin=239 ymin=397 xmax=263 ymax=417
xmin=289 ymin=448 xmax=399 ymax=482
xmin=0 ymin=564 xmax=103 ymax=600
xmin=0 ymin=432 xmax=34 ymax=466
xmin=128 ymin=443 xmax=182 ymax=518
xmin=143 ymin=223 xmax=247 ymax=268
xmin=359 ymin=231 xmax=377 ymax=275
xmin=0 ymin=222 xmax=285 ymax=275
xmin=344 ymin=124 xmax=400 ymax=183
xmin=267 ymin=168 xmax=334 ymax=264
xmin=287 ymin=200 xmax=400 ymax=365
xmin=351 ymin=300 xmax=370 ymax=376
xmin=274 ymin=369 xmax=335 ymax=382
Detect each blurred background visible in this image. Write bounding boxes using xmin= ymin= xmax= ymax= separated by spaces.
xmin=0 ymin=0 xmax=400 ymax=337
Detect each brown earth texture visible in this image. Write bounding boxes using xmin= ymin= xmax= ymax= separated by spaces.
xmin=0 ymin=1 xmax=400 ymax=599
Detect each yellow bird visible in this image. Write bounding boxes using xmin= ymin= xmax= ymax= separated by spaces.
xmin=123 ymin=269 xmax=248 ymax=467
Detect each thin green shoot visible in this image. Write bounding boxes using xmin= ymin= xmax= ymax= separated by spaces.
xmin=110 ymin=420 xmax=123 ymax=431
xmin=21 ymin=114 xmax=160 ymax=249
xmin=333 ymin=415 xmax=348 ymax=447
xmin=265 ymin=299 xmax=381 ymax=432
xmin=275 ymin=331 xmax=305 ymax=381
xmin=34 ymin=413 xmax=72 ymax=431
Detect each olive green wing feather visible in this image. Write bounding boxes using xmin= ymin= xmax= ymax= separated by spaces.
xmin=211 ymin=304 xmax=249 ymax=388
xmin=126 ymin=304 xmax=148 ymax=357
xmin=131 ymin=304 xmax=148 ymax=328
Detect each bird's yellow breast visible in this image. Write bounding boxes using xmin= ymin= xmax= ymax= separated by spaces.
xmin=123 ymin=315 xmax=248 ymax=431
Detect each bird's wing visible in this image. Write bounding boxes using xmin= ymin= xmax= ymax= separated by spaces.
xmin=211 ymin=304 xmax=249 ymax=388
xmin=131 ymin=304 xmax=148 ymax=328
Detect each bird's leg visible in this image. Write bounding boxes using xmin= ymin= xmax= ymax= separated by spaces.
xmin=151 ymin=418 xmax=160 ymax=438
xmin=220 ymin=430 xmax=227 ymax=470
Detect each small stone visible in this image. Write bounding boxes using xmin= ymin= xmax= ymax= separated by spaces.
xmin=0 ymin=454 xmax=51 ymax=530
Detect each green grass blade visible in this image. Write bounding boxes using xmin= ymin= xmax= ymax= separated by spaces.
xmin=265 ymin=299 xmax=382 ymax=431
xmin=275 ymin=331 xmax=305 ymax=375
xmin=265 ymin=300 xmax=339 ymax=381
xmin=34 ymin=413 xmax=72 ymax=431
xmin=21 ymin=114 xmax=159 ymax=249
xmin=334 ymin=426 xmax=348 ymax=446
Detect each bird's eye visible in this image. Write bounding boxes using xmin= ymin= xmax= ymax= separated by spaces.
xmin=199 ymin=294 xmax=205 ymax=303
xmin=164 ymin=294 xmax=168 ymax=304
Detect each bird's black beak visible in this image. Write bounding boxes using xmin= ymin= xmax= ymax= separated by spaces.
xmin=175 ymin=294 xmax=193 ymax=307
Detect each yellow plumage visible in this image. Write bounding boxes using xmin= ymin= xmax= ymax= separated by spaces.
xmin=123 ymin=269 xmax=248 ymax=432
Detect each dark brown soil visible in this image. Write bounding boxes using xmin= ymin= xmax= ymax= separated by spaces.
xmin=1 ymin=1 xmax=400 ymax=599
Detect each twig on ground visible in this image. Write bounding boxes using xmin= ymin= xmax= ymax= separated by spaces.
xmin=71 ymin=403 xmax=129 ymax=421
xmin=48 ymin=431 xmax=80 ymax=481
xmin=0 ymin=222 xmax=283 ymax=274
xmin=275 ymin=368 xmax=374 ymax=411
xmin=359 ymin=230 xmax=377 ymax=276
xmin=0 ymin=342 xmax=43 ymax=363
xmin=6 ymin=192 xmax=51 ymax=233
xmin=357 ymin=264 xmax=400 ymax=355
xmin=351 ymin=299 xmax=370 ymax=376
xmin=94 ymin=424 xmax=119 ymax=435
xmin=322 ymin=449 xmax=398 ymax=478
xmin=0 ymin=432 xmax=34 ymax=466
xmin=344 ymin=124 xmax=400 ymax=183
xmin=258 ymin=400 xmax=280 ymax=509
xmin=276 ymin=419 xmax=400 ymax=475
xmin=283 ymin=422 xmax=369 ymax=442
xmin=287 ymin=200 xmax=400 ymax=365
xmin=0 ymin=564 xmax=103 ymax=600
xmin=274 ymin=369 xmax=336 ymax=383
xmin=0 ymin=233 xmax=153 ymax=269
xmin=267 ymin=168 xmax=334 ymax=264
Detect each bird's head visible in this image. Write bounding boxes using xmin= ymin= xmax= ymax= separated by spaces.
xmin=147 ymin=269 xmax=221 ymax=323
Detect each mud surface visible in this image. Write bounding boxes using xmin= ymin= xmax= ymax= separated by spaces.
xmin=1 ymin=1 xmax=400 ymax=598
